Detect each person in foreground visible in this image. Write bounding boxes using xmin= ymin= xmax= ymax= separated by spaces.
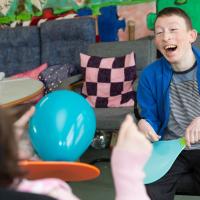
xmin=111 ymin=115 xmax=152 ymax=200
xmin=0 ymin=107 xmax=79 ymax=200
xmin=0 ymin=107 xmax=152 ymax=200
xmin=137 ymin=7 xmax=200 ymax=200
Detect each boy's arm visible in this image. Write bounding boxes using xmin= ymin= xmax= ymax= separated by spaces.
xmin=137 ymin=71 xmax=161 ymax=134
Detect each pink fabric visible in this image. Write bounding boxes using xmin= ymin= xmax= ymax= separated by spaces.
xmin=86 ymin=68 xmax=98 ymax=82
xmin=17 ymin=178 xmax=79 ymax=200
xmin=125 ymin=52 xmax=135 ymax=66
xmin=81 ymin=54 xmax=90 ymax=67
xmin=99 ymin=57 xmax=115 ymax=69
xmin=11 ymin=63 xmax=48 ymax=80
xmin=123 ymin=81 xmax=133 ymax=91
xmin=111 ymin=68 xmax=124 ymax=82
xmin=97 ymin=83 xmax=110 ymax=97
xmin=108 ymin=95 xmax=122 ymax=107
xmin=80 ymin=52 xmax=136 ymax=108
xmin=111 ymin=148 xmax=150 ymax=200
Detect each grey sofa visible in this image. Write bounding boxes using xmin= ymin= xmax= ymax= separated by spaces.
xmin=0 ymin=17 xmax=96 ymax=77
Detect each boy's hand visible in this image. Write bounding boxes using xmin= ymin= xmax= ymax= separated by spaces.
xmin=116 ymin=115 xmax=152 ymax=156
xmin=138 ymin=119 xmax=161 ymax=142
xmin=185 ymin=117 xmax=200 ymax=147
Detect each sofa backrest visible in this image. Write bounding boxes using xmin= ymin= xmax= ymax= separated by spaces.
xmin=0 ymin=17 xmax=96 ymax=77
xmin=40 ymin=17 xmax=96 ymax=74
xmin=0 ymin=26 xmax=40 ymax=76
xmin=87 ymin=36 xmax=157 ymax=76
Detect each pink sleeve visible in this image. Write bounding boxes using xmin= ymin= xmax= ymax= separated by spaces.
xmin=17 ymin=178 xmax=79 ymax=200
xmin=111 ymin=148 xmax=150 ymax=200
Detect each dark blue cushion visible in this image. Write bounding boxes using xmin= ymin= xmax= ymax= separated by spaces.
xmin=38 ymin=63 xmax=75 ymax=94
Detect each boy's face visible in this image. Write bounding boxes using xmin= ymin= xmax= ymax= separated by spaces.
xmin=154 ymin=15 xmax=197 ymax=65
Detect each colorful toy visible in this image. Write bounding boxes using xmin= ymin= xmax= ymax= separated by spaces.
xmin=29 ymin=90 xmax=96 ymax=161
xmin=147 ymin=0 xmax=200 ymax=33
xmin=144 ymin=137 xmax=186 ymax=184
xmin=30 ymin=8 xmax=76 ymax=26
xmin=98 ymin=6 xmax=125 ymax=41
xmin=0 ymin=0 xmax=154 ymax=24
xmin=86 ymin=0 xmax=155 ymax=15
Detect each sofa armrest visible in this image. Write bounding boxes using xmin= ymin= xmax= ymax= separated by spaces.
xmin=57 ymin=74 xmax=83 ymax=90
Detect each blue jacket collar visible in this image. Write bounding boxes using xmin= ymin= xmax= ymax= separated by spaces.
xmin=192 ymin=45 xmax=200 ymax=93
xmin=159 ymin=46 xmax=200 ymax=94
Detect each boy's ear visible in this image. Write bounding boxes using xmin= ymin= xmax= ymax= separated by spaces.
xmin=189 ymin=29 xmax=198 ymax=43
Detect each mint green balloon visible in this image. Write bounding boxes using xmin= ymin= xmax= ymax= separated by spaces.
xmin=144 ymin=137 xmax=186 ymax=184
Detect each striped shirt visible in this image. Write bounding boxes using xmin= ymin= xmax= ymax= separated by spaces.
xmin=163 ymin=63 xmax=200 ymax=149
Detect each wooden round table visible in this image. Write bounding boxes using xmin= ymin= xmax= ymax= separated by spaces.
xmin=0 ymin=78 xmax=44 ymax=108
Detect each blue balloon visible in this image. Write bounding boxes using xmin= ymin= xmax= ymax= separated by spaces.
xmin=29 ymin=90 xmax=96 ymax=161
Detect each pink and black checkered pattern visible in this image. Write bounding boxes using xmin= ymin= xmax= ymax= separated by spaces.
xmin=80 ymin=52 xmax=136 ymax=108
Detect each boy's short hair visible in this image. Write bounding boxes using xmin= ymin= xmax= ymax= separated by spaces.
xmin=155 ymin=7 xmax=193 ymax=30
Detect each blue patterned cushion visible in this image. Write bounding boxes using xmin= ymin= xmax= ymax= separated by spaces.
xmin=38 ymin=64 xmax=75 ymax=94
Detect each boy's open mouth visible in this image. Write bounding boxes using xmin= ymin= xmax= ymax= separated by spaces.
xmin=164 ymin=45 xmax=177 ymax=52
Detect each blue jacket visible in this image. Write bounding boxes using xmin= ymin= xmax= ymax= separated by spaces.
xmin=137 ymin=46 xmax=200 ymax=137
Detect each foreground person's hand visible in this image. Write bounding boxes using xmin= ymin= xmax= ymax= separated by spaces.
xmin=14 ymin=106 xmax=36 ymax=160
xmin=116 ymin=115 xmax=152 ymax=158
xmin=111 ymin=115 xmax=152 ymax=200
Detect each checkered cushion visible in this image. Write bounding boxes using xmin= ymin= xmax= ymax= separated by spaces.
xmin=80 ymin=52 xmax=136 ymax=108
